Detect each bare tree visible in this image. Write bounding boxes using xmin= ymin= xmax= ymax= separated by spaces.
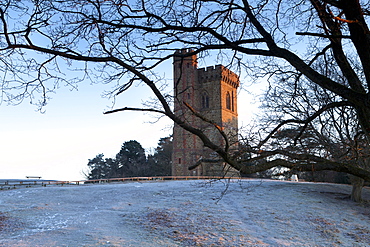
xmin=260 ymin=73 xmax=369 ymax=201
xmin=1 ymin=0 xmax=370 ymax=199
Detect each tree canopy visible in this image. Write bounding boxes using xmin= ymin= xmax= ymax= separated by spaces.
xmin=1 ymin=1 xmax=370 ymax=193
xmin=85 ymin=138 xmax=172 ymax=179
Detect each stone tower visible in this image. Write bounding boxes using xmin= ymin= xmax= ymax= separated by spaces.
xmin=172 ymin=49 xmax=239 ymax=176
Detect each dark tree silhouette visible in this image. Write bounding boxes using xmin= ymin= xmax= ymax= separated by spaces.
xmin=86 ymin=154 xmax=112 ymax=180
xmin=115 ymin=140 xmax=148 ymax=177
xmin=85 ymin=138 xmax=172 ymax=179
xmin=147 ymin=136 xmax=173 ymax=176
xmin=259 ymin=70 xmax=369 ymax=201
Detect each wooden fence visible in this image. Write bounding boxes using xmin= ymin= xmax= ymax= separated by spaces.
xmin=0 ymin=176 xmax=242 ymax=190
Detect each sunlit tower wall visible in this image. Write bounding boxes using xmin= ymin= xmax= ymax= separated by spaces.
xmin=172 ymin=49 xmax=239 ymax=176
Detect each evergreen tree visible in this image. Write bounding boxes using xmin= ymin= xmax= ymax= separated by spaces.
xmin=116 ymin=140 xmax=148 ymax=177
xmin=86 ymin=138 xmax=172 ymax=179
xmin=86 ymin=154 xmax=110 ymax=180
xmin=147 ymin=136 xmax=172 ymax=176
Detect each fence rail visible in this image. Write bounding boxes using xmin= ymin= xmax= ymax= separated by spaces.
xmin=0 ymin=176 xmax=243 ymax=190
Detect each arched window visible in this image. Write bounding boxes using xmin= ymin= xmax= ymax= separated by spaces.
xmin=231 ymin=91 xmax=235 ymax=111
xmin=226 ymin=92 xmax=231 ymax=110
xmin=202 ymin=92 xmax=209 ymax=109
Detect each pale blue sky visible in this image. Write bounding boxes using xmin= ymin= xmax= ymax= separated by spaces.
xmin=0 ymin=79 xmax=174 ymax=181
xmin=0 ymin=60 xmax=260 ymax=181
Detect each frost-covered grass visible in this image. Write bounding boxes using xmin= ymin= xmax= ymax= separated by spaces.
xmin=0 ymin=179 xmax=369 ymax=246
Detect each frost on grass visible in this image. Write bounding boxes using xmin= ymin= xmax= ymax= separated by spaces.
xmin=309 ymin=216 xmax=340 ymax=241
xmin=0 ymin=180 xmax=370 ymax=246
xmin=346 ymin=225 xmax=370 ymax=244
xmin=142 ymin=202 xmax=258 ymax=246
xmin=197 ymin=178 xmax=263 ymax=203
xmin=0 ymin=212 xmax=24 ymax=233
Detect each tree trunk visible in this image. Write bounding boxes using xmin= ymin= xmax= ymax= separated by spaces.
xmin=350 ymin=176 xmax=364 ymax=202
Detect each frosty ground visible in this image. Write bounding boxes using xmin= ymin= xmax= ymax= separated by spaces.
xmin=0 ymin=179 xmax=369 ymax=246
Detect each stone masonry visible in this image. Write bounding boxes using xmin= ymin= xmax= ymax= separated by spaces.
xmin=172 ymin=49 xmax=239 ymax=176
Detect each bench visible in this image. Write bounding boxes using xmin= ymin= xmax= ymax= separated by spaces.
xmin=26 ymin=176 xmax=42 ymax=179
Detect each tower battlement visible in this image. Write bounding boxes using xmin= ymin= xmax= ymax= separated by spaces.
xmin=198 ymin=65 xmax=239 ymax=88
xmin=173 ymin=48 xmax=197 ymax=65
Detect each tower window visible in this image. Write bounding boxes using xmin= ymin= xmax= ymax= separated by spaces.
xmin=226 ymin=92 xmax=231 ymax=110
xmin=231 ymin=91 xmax=235 ymax=112
xmin=202 ymin=92 xmax=209 ymax=109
